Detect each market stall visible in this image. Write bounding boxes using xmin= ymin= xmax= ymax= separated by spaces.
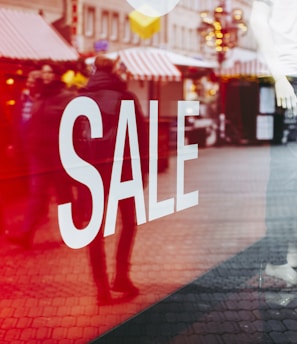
xmin=215 ymin=47 xmax=291 ymax=144
xmin=0 ymin=7 xmax=78 ymax=118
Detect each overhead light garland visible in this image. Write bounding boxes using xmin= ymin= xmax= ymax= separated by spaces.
xmin=198 ymin=2 xmax=247 ymax=65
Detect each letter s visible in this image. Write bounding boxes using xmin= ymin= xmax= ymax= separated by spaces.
xmin=58 ymin=96 xmax=104 ymax=249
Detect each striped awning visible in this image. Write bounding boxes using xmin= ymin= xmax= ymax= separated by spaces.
xmin=118 ymin=49 xmax=182 ymax=81
xmin=219 ymin=59 xmax=270 ymax=77
xmin=0 ymin=8 xmax=78 ymax=61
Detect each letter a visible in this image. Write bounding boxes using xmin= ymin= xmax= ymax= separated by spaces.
xmin=104 ymin=100 xmax=146 ymax=237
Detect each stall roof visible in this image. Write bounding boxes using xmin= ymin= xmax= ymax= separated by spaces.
xmin=86 ymin=47 xmax=216 ymax=81
xmin=218 ymin=48 xmax=270 ymax=77
xmin=0 ymin=7 xmax=78 ymax=61
xmin=219 ymin=59 xmax=270 ymax=77
xmin=160 ymin=49 xmax=216 ymax=69
xmin=118 ymin=48 xmax=182 ymax=81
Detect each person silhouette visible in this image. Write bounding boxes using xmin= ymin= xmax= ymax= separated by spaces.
xmin=75 ymin=54 xmax=148 ymax=304
xmin=13 ymin=70 xmax=42 ymax=174
xmin=251 ymin=0 xmax=297 ymax=286
xmin=6 ymin=63 xmax=76 ymax=249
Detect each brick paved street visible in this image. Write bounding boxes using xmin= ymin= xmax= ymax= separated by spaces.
xmin=3 ymin=143 xmax=297 ymax=343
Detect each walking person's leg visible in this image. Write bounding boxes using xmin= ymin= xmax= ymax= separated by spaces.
xmin=113 ymin=197 xmax=138 ymax=295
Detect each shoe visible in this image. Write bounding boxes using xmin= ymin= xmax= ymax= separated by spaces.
xmin=265 ymin=263 xmax=297 ymax=286
xmin=265 ymin=290 xmax=297 ymax=307
xmin=112 ymin=278 xmax=139 ymax=296
xmin=97 ymin=290 xmax=113 ymax=306
xmin=6 ymin=232 xmax=33 ymax=249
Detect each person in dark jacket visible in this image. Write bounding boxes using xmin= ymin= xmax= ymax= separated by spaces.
xmin=6 ymin=63 xmax=76 ymax=249
xmin=12 ymin=70 xmax=42 ymax=175
xmin=76 ymin=54 xmax=148 ymax=304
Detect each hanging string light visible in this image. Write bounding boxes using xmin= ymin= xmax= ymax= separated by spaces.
xmin=198 ymin=2 xmax=247 ymax=65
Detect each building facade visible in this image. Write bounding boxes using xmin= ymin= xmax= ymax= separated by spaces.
xmin=0 ymin=0 xmax=257 ymax=63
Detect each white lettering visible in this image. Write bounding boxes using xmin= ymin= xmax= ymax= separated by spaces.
xmin=148 ymin=101 xmax=174 ymax=221
xmin=176 ymin=101 xmax=199 ymax=211
xmin=58 ymin=96 xmax=104 ymax=249
xmin=58 ymin=98 xmax=200 ymax=248
xmin=104 ymin=100 xmax=146 ymax=237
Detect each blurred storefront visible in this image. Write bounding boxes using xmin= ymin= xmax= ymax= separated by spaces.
xmin=218 ymin=48 xmax=297 ymax=145
xmin=0 ymin=2 xmax=283 ymax=344
xmin=0 ymin=7 xmax=78 ymax=117
xmin=0 ymin=7 xmax=78 ymax=199
xmin=86 ymin=47 xmax=216 ymax=169
xmin=182 ymin=73 xmax=219 ymax=148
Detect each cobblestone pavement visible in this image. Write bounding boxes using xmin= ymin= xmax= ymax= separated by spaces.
xmin=2 ymin=143 xmax=297 ymax=343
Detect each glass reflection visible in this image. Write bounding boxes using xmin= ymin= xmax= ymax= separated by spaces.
xmin=2 ymin=0 xmax=297 ymax=342
xmin=6 ymin=63 xmax=76 ymax=248
xmin=251 ymin=0 xmax=297 ymax=287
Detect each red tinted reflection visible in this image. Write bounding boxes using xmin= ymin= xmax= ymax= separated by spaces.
xmin=1 ymin=58 xmax=268 ymax=343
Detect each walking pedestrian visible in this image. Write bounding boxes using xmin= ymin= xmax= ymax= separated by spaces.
xmin=76 ymin=54 xmax=148 ymax=304
xmin=13 ymin=70 xmax=42 ymax=173
xmin=6 ymin=63 xmax=76 ymax=249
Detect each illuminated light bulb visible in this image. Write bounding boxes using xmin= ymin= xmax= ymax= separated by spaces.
xmin=232 ymin=9 xmax=243 ymax=21
xmin=214 ymin=22 xmax=222 ymax=30
xmin=6 ymin=99 xmax=16 ymax=106
xmin=200 ymin=11 xmax=209 ymax=18
xmin=6 ymin=78 xmax=14 ymax=85
xmin=215 ymin=6 xmax=223 ymax=13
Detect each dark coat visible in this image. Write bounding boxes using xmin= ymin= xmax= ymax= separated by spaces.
xmin=77 ymin=70 xmax=149 ymax=188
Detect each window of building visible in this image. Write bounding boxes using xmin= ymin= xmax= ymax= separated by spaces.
xmin=100 ymin=10 xmax=109 ymax=38
xmin=123 ymin=16 xmax=131 ymax=43
xmin=84 ymin=6 xmax=95 ymax=37
xmin=187 ymin=28 xmax=193 ymax=51
xmin=181 ymin=26 xmax=185 ymax=49
xmin=110 ymin=12 xmax=119 ymax=41
xmin=172 ymin=24 xmax=177 ymax=48
xmin=152 ymin=31 xmax=160 ymax=46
